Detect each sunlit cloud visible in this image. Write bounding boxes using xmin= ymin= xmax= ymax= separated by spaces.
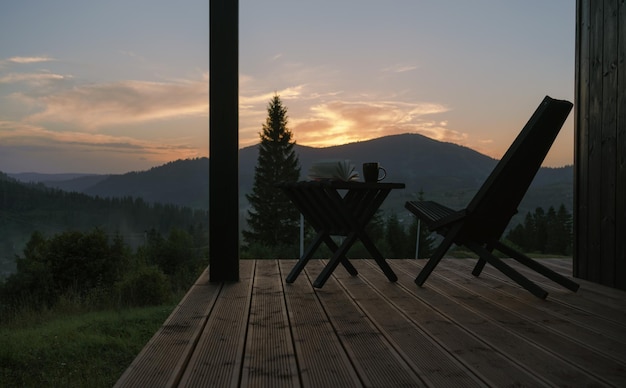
xmin=0 ymin=72 xmax=69 ymax=84
xmin=4 ymin=56 xmax=54 ymax=64
xmin=0 ymin=120 xmax=199 ymax=161
xmin=289 ymin=100 xmax=458 ymax=147
xmin=24 ymin=78 xmax=208 ymax=129
xmin=240 ymin=85 xmax=305 ymax=107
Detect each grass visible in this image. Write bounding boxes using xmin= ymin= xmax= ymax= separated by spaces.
xmin=0 ymin=303 xmax=176 ymax=388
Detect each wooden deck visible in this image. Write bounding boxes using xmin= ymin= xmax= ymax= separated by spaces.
xmin=115 ymin=258 xmax=626 ymax=387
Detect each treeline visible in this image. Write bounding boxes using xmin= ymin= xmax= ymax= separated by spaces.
xmin=242 ymin=210 xmax=436 ymax=260
xmin=0 ymin=226 xmax=208 ymax=322
xmin=506 ymin=204 xmax=573 ymax=255
xmin=377 ymin=204 xmax=573 ymax=258
xmin=243 ymin=203 xmax=572 ymax=260
xmin=0 ymin=172 xmax=209 ymax=266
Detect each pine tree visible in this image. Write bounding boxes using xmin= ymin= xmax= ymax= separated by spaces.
xmin=243 ymin=95 xmax=301 ymax=250
xmin=549 ymin=204 xmax=573 ymax=255
xmin=533 ymin=207 xmax=548 ymax=253
xmin=385 ymin=212 xmax=408 ymax=258
xmin=506 ymin=204 xmax=573 ymax=255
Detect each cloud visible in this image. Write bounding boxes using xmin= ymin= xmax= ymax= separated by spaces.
xmin=4 ymin=56 xmax=54 ymax=64
xmin=0 ymin=56 xmax=55 ymax=70
xmin=290 ymin=100 xmax=462 ymax=147
xmin=24 ymin=78 xmax=208 ymax=129
xmin=240 ymin=85 xmax=305 ymax=107
xmin=0 ymin=72 xmax=69 ymax=84
xmin=0 ymin=120 xmax=199 ymax=159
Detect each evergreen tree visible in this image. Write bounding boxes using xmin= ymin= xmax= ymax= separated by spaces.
xmin=507 ymin=212 xmax=535 ymax=250
xmin=547 ymin=204 xmax=573 ymax=255
xmin=506 ymin=204 xmax=573 ymax=255
xmin=243 ymin=95 xmax=301 ymax=250
xmin=385 ymin=212 xmax=408 ymax=258
xmin=534 ymin=207 xmax=548 ymax=252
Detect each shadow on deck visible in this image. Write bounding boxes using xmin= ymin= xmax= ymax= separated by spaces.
xmin=115 ymin=258 xmax=626 ymax=387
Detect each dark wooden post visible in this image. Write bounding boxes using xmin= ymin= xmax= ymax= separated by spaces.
xmin=575 ymin=0 xmax=625 ymax=290
xmin=209 ymin=0 xmax=239 ymax=281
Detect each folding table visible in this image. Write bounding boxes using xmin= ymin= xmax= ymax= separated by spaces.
xmin=276 ymin=180 xmax=405 ymax=288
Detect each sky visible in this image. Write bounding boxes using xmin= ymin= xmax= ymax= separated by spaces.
xmin=0 ymin=0 xmax=576 ymax=174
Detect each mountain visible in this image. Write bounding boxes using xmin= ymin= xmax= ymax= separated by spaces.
xmin=9 ymin=133 xmax=573 ymax=221
xmin=241 ymin=133 xmax=572 ymax=217
xmin=83 ymin=159 xmax=210 ymax=209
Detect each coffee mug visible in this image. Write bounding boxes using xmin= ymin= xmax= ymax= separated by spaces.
xmin=363 ymin=162 xmax=386 ymax=182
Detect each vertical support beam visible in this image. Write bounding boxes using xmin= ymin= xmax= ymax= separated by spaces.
xmin=210 ymin=0 xmax=239 ymax=281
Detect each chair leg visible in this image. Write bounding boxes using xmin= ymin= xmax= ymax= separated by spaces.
xmin=467 ymin=242 xmax=548 ymax=299
xmin=415 ymin=228 xmax=458 ymax=286
xmin=472 ymin=242 xmax=494 ymax=276
xmin=492 ymin=241 xmax=579 ymax=292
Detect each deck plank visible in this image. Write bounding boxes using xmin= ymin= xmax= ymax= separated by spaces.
xmin=375 ymin=260 xmax=562 ymax=387
xmin=306 ymin=259 xmax=425 ymax=387
xmin=432 ymin=260 xmax=623 ymax=386
xmin=239 ymin=259 xmax=300 ymax=387
xmin=451 ymin=258 xmax=626 ymax=324
xmin=177 ymin=259 xmax=255 ymax=387
xmin=115 ymin=259 xmax=626 ymax=388
xmin=388 ymin=259 xmax=612 ymax=387
xmin=114 ymin=268 xmax=221 ymax=388
xmin=331 ymin=260 xmax=489 ymax=387
xmin=278 ymin=260 xmax=362 ymax=387
xmin=443 ymin=258 xmax=626 ymax=344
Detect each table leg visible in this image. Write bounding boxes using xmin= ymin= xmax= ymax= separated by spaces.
xmin=286 ymin=231 xmax=358 ymax=283
xmin=358 ymin=231 xmax=398 ymax=282
xmin=286 ymin=232 xmax=324 ymax=283
xmin=322 ymin=235 xmax=358 ymax=276
xmin=313 ymin=232 xmax=359 ymax=288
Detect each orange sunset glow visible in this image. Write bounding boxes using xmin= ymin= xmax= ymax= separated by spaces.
xmin=0 ymin=1 xmax=575 ymax=174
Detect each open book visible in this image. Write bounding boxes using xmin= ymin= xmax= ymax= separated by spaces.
xmin=308 ymin=159 xmax=360 ymax=181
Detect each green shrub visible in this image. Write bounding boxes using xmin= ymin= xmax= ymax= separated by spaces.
xmin=115 ymin=265 xmax=170 ymax=307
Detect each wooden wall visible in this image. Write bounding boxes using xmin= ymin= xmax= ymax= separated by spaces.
xmin=574 ymin=0 xmax=626 ymax=290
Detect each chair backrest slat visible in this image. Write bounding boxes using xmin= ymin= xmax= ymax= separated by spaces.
xmin=459 ymin=96 xmax=573 ymax=243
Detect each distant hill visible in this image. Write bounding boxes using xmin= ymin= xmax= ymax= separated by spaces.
xmin=241 ymin=133 xmax=573 ymax=219
xmin=82 ymin=159 xmax=210 ymax=209
xmin=9 ymin=133 xmax=573 ymax=223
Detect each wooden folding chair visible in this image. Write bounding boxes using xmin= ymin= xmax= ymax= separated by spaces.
xmin=405 ymin=96 xmax=580 ymax=298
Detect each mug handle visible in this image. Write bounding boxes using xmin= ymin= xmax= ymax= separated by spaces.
xmin=378 ymin=167 xmax=387 ymax=181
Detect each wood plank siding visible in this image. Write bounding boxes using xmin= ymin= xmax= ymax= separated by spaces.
xmin=575 ymin=0 xmax=626 ymax=290
xmin=116 ymin=258 xmax=626 ymax=387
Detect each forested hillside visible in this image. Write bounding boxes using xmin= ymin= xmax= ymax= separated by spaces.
xmin=0 ymin=172 xmax=208 ymax=278
xmin=19 ymin=134 xmax=573 ymax=218
xmin=2 ymin=133 xmax=574 ymax=272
